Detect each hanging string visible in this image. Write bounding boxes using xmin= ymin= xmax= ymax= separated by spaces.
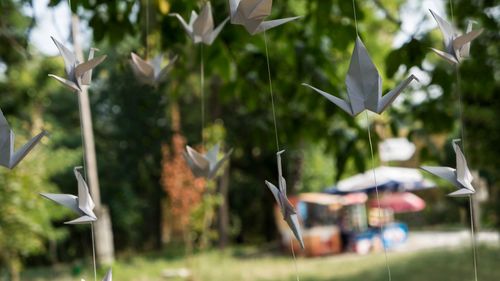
xmin=449 ymin=0 xmax=455 ymax=24
xmin=289 ymin=232 xmax=300 ymax=281
xmin=469 ymin=196 xmax=479 ymax=281
xmin=90 ymin=223 xmax=97 ymax=281
xmin=264 ymin=29 xmax=298 ymax=279
xmin=366 ymin=111 xmax=392 ymax=281
xmin=263 ymin=30 xmax=280 ymax=152
xmin=352 ymin=0 xmax=359 ymax=37
xmin=455 ymin=66 xmax=466 ymax=151
xmin=448 ymin=0 xmax=478 ymax=279
xmin=200 ymin=44 xmax=205 ymax=149
xmin=146 ymin=0 xmax=150 ymax=59
xmin=68 ymin=0 xmax=94 ymax=278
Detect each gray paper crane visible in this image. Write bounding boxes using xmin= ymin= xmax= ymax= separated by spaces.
xmin=265 ymin=150 xmax=304 ymax=249
xmin=40 ymin=167 xmax=97 ymax=224
xmin=229 ymin=0 xmax=301 ymax=35
xmin=82 ymin=269 xmax=112 ymax=281
xmin=302 ymin=36 xmax=419 ymax=116
xmin=0 ymin=108 xmax=47 ymax=169
xmin=170 ymin=2 xmax=229 ymax=45
xmin=184 ymin=143 xmax=233 ymax=180
xmin=421 ymin=139 xmax=475 ymax=197
xmin=429 ymin=9 xmax=483 ymax=64
xmin=130 ymin=52 xmax=178 ymax=86
xmin=49 ymin=37 xmax=107 ymax=92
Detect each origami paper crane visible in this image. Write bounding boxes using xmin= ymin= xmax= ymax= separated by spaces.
xmin=40 ymin=167 xmax=97 ymax=224
xmin=429 ymin=9 xmax=483 ymax=64
xmin=0 ymin=108 xmax=47 ymax=169
xmin=228 ymin=0 xmax=301 ymax=35
xmin=184 ymin=143 xmax=233 ymax=179
xmin=302 ymin=36 xmax=419 ymax=116
xmin=170 ymin=2 xmax=229 ymax=45
xmin=130 ymin=52 xmax=178 ymax=86
xmin=82 ymin=269 xmax=112 ymax=281
xmin=49 ymin=37 xmax=107 ymax=92
xmin=265 ymin=150 xmax=304 ymax=249
xmin=421 ymin=139 xmax=475 ymax=197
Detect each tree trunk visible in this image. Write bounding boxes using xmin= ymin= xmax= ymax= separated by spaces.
xmin=70 ymin=14 xmax=114 ymax=265
xmin=217 ymin=161 xmax=230 ymax=249
xmin=7 ymin=255 xmax=21 ymax=281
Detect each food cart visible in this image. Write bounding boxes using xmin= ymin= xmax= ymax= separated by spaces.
xmin=274 ymin=167 xmax=434 ymax=256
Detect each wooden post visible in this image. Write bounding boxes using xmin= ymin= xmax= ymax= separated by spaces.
xmin=71 ymin=14 xmax=114 ymax=265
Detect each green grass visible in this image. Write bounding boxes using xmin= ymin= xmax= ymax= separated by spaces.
xmin=22 ymin=245 xmax=500 ymax=281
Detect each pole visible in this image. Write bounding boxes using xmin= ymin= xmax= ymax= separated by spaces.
xmin=70 ymin=13 xmax=115 ymax=265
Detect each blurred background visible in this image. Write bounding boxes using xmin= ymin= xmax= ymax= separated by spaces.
xmin=0 ymin=0 xmax=499 ymax=280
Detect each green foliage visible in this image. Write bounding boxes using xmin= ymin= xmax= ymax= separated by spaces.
xmin=20 ymin=245 xmax=500 ymax=281
xmin=0 ymin=0 xmax=498 ymax=272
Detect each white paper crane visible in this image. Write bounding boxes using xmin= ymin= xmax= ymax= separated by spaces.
xmin=49 ymin=37 xmax=107 ymax=92
xmin=302 ymin=36 xmax=419 ymax=116
xmin=170 ymin=2 xmax=229 ymax=45
xmin=421 ymin=139 xmax=475 ymax=197
xmin=228 ymin=0 xmax=301 ymax=35
xmin=265 ymin=150 xmax=304 ymax=249
xmin=40 ymin=167 xmax=97 ymax=224
xmin=0 ymin=108 xmax=46 ymax=169
xmin=130 ymin=53 xmax=178 ymax=86
xmin=184 ymin=143 xmax=233 ymax=180
xmin=429 ymin=9 xmax=483 ymax=64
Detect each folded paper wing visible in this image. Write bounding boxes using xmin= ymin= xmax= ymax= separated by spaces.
xmin=50 ymin=36 xmax=106 ymax=91
xmin=40 ymin=193 xmax=81 ymax=213
xmin=429 ymin=9 xmax=483 ymax=64
xmin=253 ymin=17 xmax=302 ymax=35
xmin=229 ymin=0 xmax=300 ymax=35
xmin=452 ymin=28 xmax=483 ymax=57
xmin=265 ymin=151 xmax=305 ymax=249
xmin=208 ymin=148 xmax=233 ymax=179
xmin=302 ymin=36 xmax=418 ymax=116
xmin=265 ymin=181 xmax=305 ymax=249
xmin=171 ymin=2 xmax=228 ymax=45
xmin=184 ymin=144 xmax=233 ymax=179
xmin=193 ymin=3 xmax=214 ymax=40
xmin=204 ymin=18 xmax=229 ymax=45
xmin=429 ymin=10 xmax=455 ymax=52
xmin=420 ymin=140 xmax=475 ymax=197
xmin=420 ymin=166 xmax=461 ymax=187
xmin=130 ymin=53 xmax=177 ymax=86
xmin=377 ymin=74 xmax=419 ymax=113
xmin=9 ymin=131 xmax=47 ymax=169
xmin=40 ymin=167 xmax=97 ymax=224
xmin=0 ymin=109 xmax=47 ymax=169
xmin=156 ymin=55 xmax=178 ymax=84
xmin=131 ymin=52 xmax=155 ymax=79
xmin=452 ymin=140 xmax=474 ymax=191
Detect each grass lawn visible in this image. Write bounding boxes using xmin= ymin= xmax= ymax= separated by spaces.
xmin=22 ymin=245 xmax=500 ymax=281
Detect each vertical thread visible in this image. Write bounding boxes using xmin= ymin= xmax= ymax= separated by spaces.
xmin=91 ymin=223 xmax=97 ymax=281
xmin=263 ymin=30 xmax=280 ymax=152
xmin=448 ymin=0 xmax=478 ymax=277
xmin=145 ymin=0 xmax=149 ymax=59
xmin=352 ymin=0 xmax=359 ymax=36
xmin=290 ymin=232 xmax=300 ymax=281
xmin=455 ymin=66 xmax=466 ymax=151
xmin=200 ymin=44 xmax=205 ymax=149
xmin=366 ymin=111 xmax=392 ymax=281
xmin=469 ymin=196 xmax=479 ymax=281
xmin=449 ymin=0 xmax=454 ymax=24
